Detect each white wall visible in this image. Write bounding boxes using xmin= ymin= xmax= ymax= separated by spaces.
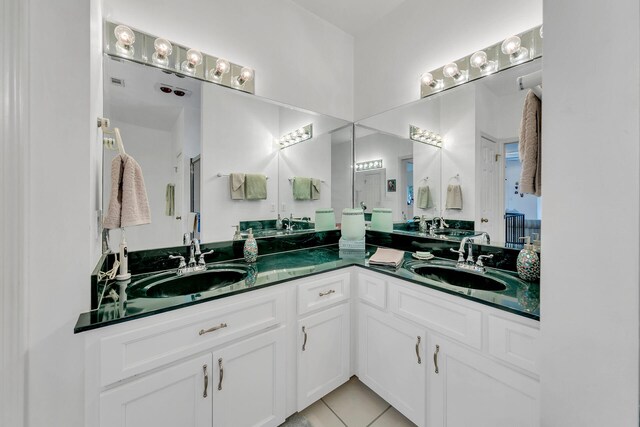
xmin=353 ymin=0 xmax=542 ymax=119
xmin=330 ymin=128 xmax=354 ymax=217
xmin=540 ymin=0 xmax=639 ymax=425
xmin=103 ymin=0 xmax=354 ymax=121
xmin=200 ymin=84 xmax=280 ymax=242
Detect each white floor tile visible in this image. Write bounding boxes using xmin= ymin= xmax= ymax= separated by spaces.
xmin=300 ymin=400 xmax=346 ymax=427
xmin=369 ymin=407 xmax=417 ymax=427
xmin=322 ymin=377 xmax=390 ymax=427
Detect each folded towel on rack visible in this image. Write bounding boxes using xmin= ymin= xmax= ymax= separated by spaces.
xmin=245 ymin=174 xmax=267 ymax=200
xmin=165 ymin=184 xmax=175 ymax=216
xmin=293 ymin=177 xmax=312 ymax=200
xmin=417 ymin=186 xmax=432 ymax=209
xmin=104 ymin=154 xmax=151 ymax=229
xmin=519 ymin=90 xmax=542 ymax=196
xmin=445 ymin=184 xmax=463 ymax=210
xmin=369 ymin=248 xmax=405 ymax=269
xmin=229 ymin=173 xmax=246 ymax=200
xmin=311 ymin=179 xmax=321 ymax=200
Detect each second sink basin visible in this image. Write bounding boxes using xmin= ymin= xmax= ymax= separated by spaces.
xmin=411 ymin=264 xmax=507 ymax=292
xmin=128 ymin=265 xmax=248 ymax=298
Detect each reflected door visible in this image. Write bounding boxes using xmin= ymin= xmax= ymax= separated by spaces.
xmin=355 ymin=170 xmax=383 ymax=211
xmin=477 ymin=136 xmax=500 ymax=239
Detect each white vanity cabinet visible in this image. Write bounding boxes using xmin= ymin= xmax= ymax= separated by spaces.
xmin=296 ymin=272 xmax=351 ymax=410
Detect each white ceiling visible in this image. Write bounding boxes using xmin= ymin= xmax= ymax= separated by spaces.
xmin=291 ymin=0 xmax=407 ymax=36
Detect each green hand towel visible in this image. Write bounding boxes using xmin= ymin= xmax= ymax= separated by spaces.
xmin=245 ymin=174 xmax=267 ymax=200
xmin=293 ymin=177 xmax=311 ymax=200
xmin=165 ymin=184 xmax=175 ymax=216
xmin=417 ymin=185 xmax=432 ymax=209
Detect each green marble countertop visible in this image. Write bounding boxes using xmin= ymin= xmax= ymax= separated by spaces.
xmin=75 ymin=244 xmax=539 ymax=333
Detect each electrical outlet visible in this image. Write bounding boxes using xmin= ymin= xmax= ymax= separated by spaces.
xmin=270 ymin=203 xmax=275 ymax=212
xmin=281 ymin=203 xmax=286 ymax=211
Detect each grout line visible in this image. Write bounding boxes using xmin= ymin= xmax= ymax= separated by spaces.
xmin=366 ymin=405 xmax=392 ymax=427
xmin=320 ymin=398 xmax=348 ymax=427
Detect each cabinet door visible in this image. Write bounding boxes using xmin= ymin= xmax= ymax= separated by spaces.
xmin=358 ymin=304 xmax=426 ymax=427
xmin=297 ymin=303 xmax=350 ymax=410
xmin=428 ymin=335 xmax=540 ymax=427
xmin=100 ymin=354 xmax=212 ymax=427
xmin=212 ymin=327 xmax=286 ymax=427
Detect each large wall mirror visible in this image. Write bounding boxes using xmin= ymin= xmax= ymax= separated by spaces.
xmin=103 ymin=56 xmax=351 ymax=251
xmin=355 ymin=57 xmax=542 ymax=248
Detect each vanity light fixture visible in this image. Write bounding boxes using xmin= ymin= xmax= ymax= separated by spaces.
xmin=410 ymin=125 xmax=443 ymax=148
xmin=442 ymin=62 xmax=468 ymax=83
xmin=181 ymin=49 xmax=203 ymax=73
xmin=209 ymin=58 xmax=230 ymax=81
xmin=114 ymin=25 xmax=135 ymax=55
xmin=152 ymin=38 xmax=172 ymax=66
xmin=501 ymin=35 xmax=529 ymax=64
xmin=235 ymin=67 xmax=255 ymax=87
xmin=279 ymin=124 xmax=313 ymax=148
xmin=355 ymin=159 xmax=383 ymax=171
xmin=420 ymin=72 xmax=443 ymax=90
xmin=470 ymin=51 xmax=497 ymax=74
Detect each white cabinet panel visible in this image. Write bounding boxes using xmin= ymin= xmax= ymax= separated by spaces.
xmin=297 ymin=303 xmax=351 ymax=410
xmin=212 ymin=327 xmax=286 ymax=427
xmin=357 ymin=271 xmax=387 ymax=309
xmin=487 ymin=314 xmax=539 ymax=375
xmin=297 ymin=272 xmax=350 ymax=315
xmin=100 ymin=354 xmax=212 ymax=427
xmin=428 ymin=335 xmax=540 ymax=427
xmin=358 ymin=303 xmax=426 ymax=427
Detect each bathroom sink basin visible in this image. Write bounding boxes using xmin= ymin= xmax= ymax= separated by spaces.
xmin=411 ymin=264 xmax=507 ymax=292
xmin=128 ymin=265 xmax=248 ymax=298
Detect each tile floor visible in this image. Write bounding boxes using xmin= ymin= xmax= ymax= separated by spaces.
xmin=280 ymin=376 xmax=416 ymax=427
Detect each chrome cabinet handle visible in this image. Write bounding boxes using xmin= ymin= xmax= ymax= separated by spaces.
xmin=415 ymin=336 xmax=422 ymax=364
xmin=218 ymin=358 xmax=224 ymax=391
xmin=302 ymin=326 xmax=308 ymax=351
xmin=203 ymin=364 xmax=208 ymax=398
xmin=199 ymin=323 xmax=228 ymax=335
xmin=318 ymin=289 xmax=336 ymax=297
xmin=434 ymin=345 xmax=440 ymax=374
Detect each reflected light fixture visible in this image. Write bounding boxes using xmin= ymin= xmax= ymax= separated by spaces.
xmin=442 ymin=62 xmax=466 ymax=81
xmin=410 ymin=125 xmax=443 ymax=148
xmin=470 ymin=51 xmax=497 ymax=74
xmin=236 ymin=67 xmax=255 ymax=86
xmin=501 ymin=35 xmax=528 ymax=63
xmin=152 ymin=38 xmax=172 ymax=66
xmin=114 ymin=25 xmax=135 ymax=55
xmin=209 ymin=58 xmax=230 ymax=81
xmin=420 ymin=72 xmax=443 ymax=90
xmin=181 ymin=48 xmax=203 ymax=73
xmin=279 ymin=124 xmax=313 ymax=148
xmin=355 ymin=159 xmax=383 ymax=171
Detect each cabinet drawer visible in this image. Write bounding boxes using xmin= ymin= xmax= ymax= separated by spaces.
xmin=297 ymin=272 xmax=350 ymax=315
xmin=488 ymin=315 xmax=539 ymax=375
xmin=357 ymin=272 xmax=387 ymax=310
xmin=100 ymin=289 xmax=285 ymax=387
xmin=389 ymin=283 xmax=483 ymax=350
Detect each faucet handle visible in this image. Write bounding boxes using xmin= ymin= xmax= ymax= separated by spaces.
xmin=198 ymin=250 xmax=214 ymax=266
xmin=450 ymin=248 xmax=465 ymax=263
xmin=476 ymin=254 xmax=493 ymax=267
xmin=169 ymin=254 xmax=186 ymax=269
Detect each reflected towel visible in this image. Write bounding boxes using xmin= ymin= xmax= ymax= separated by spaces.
xmin=519 ymin=90 xmax=542 ymax=196
xmin=369 ymin=248 xmax=405 ymax=268
xmin=245 ymin=174 xmax=267 ymax=200
xmin=293 ymin=177 xmax=311 ymax=200
xmin=311 ymin=179 xmax=321 ymax=200
xmin=165 ymin=184 xmax=175 ymax=216
xmin=103 ymin=154 xmax=151 ymax=229
xmin=229 ymin=173 xmax=246 ymax=200
xmin=417 ymin=186 xmax=432 ymax=209
xmin=445 ymin=184 xmax=463 ymax=210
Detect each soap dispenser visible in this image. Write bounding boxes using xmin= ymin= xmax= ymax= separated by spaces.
xmin=419 ymin=215 xmax=427 ymax=233
xmin=517 ymin=236 xmax=540 ymax=281
xmin=232 ymin=225 xmax=242 ymax=241
xmin=276 ymin=214 xmax=283 ymax=230
xmin=243 ymin=228 xmax=258 ymax=263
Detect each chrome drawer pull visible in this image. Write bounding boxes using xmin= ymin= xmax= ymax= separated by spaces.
xmin=203 ymin=364 xmax=209 ymax=398
xmin=218 ymin=358 xmax=224 ymax=391
xmin=434 ymin=345 xmax=440 ymax=374
xmin=199 ymin=323 xmax=228 ymax=336
xmin=319 ymin=289 xmax=336 ymax=297
xmin=302 ymin=326 xmax=308 ymax=351
xmin=416 ymin=336 xmax=422 ymax=364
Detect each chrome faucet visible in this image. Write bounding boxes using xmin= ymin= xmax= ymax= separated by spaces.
xmin=450 ymin=236 xmax=493 ymax=273
xmin=479 ymin=232 xmax=491 ymax=245
xmin=169 ymin=239 xmax=214 ymax=276
xmin=282 ymin=214 xmax=296 ymax=231
xmin=436 ymin=217 xmax=449 ymax=230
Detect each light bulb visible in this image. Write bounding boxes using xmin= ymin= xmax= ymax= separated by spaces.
xmin=470 ymin=51 xmax=488 ymax=69
xmin=237 ymin=67 xmax=254 ymax=85
xmin=152 ymin=38 xmax=172 ymax=66
xmin=501 ymin=36 xmax=521 ymax=55
xmin=114 ymin=25 xmax=135 ymax=47
xmin=442 ymin=62 xmax=461 ymax=79
xmin=210 ymin=58 xmax=230 ymax=79
xmin=186 ymin=49 xmax=203 ymax=66
xmin=421 ymin=72 xmax=434 ymax=86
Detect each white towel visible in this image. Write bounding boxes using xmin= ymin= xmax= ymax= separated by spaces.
xmin=104 ymin=154 xmax=151 ymax=229
xmin=445 ymin=184 xmax=463 ymax=210
xmin=229 ymin=173 xmax=245 ymax=200
xmin=417 ymin=186 xmax=432 ymax=209
xmin=165 ymin=184 xmax=175 ymax=216
xmin=519 ymin=90 xmax=542 ymax=196
xmin=369 ymin=248 xmax=405 ymax=268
